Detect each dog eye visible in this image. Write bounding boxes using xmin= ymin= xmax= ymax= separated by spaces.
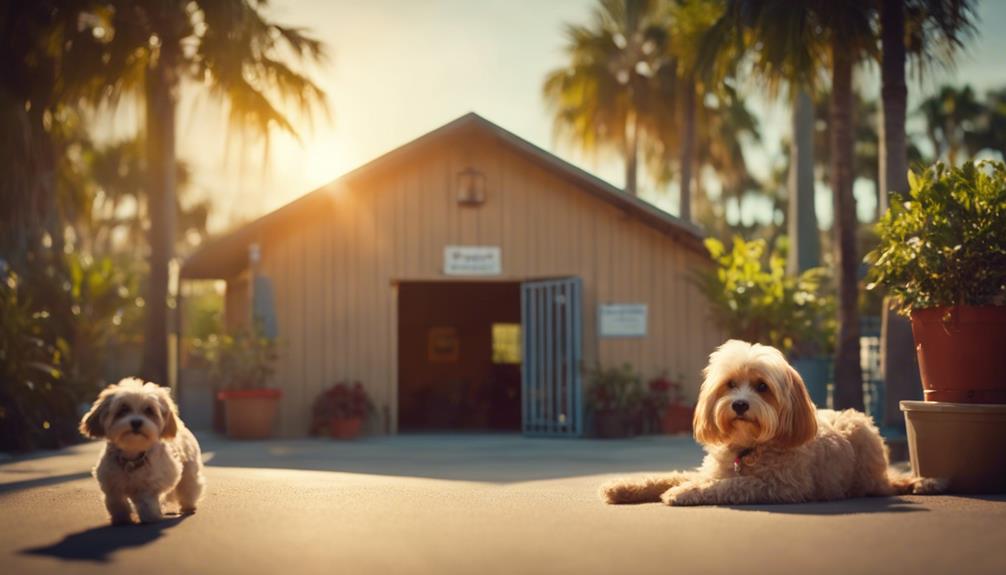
xmin=726 ymin=380 xmax=736 ymax=389
xmin=116 ymin=406 xmax=131 ymax=417
xmin=756 ymin=382 xmax=769 ymax=393
xmin=144 ymin=406 xmax=155 ymax=415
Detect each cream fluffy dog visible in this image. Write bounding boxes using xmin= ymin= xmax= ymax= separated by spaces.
xmin=601 ymin=340 xmax=942 ymax=506
xmin=80 ymin=378 xmax=205 ymax=524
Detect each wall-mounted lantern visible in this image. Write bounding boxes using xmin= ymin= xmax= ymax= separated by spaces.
xmin=457 ymin=166 xmax=486 ymax=206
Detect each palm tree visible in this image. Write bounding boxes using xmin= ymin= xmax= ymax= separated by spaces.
xmin=544 ymin=0 xmax=673 ymax=197
xmin=661 ymin=0 xmax=727 ymax=221
xmin=711 ymin=0 xmax=875 ymax=410
xmin=81 ymin=1 xmax=329 ymax=384
xmin=918 ymin=84 xmax=983 ymax=165
xmin=878 ymin=0 xmax=974 ymax=427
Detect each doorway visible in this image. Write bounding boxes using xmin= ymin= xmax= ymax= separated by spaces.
xmin=397 ymin=281 xmax=522 ymax=431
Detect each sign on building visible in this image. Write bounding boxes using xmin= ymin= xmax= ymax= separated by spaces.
xmin=443 ymin=245 xmax=502 ymax=276
xmin=598 ymin=304 xmax=648 ymax=338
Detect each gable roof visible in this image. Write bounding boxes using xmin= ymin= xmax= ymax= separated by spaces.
xmin=181 ymin=112 xmax=706 ymax=279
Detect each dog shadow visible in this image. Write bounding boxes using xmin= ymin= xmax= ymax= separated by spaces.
xmin=724 ymin=496 xmax=930 ymax=515
xmin=21 ymin=515 xmax=188 ymax=563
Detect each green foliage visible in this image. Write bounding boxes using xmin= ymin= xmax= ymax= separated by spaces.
xmin=866 ymin=161 xmax=1006 ymax=314
xmin=696 ymin=236 xmax=835 ymax=357
xmin=191 ymin=324 xmax=278 ymax=390
xmin=586 ymin=363 xmax=644 ymax=414
xmin=0 ymin=265 xmax=69 ymax=451
xmin=0 ymin=251 xmax=139 ymax=452
xmin=310 ymin=382 xmax=375 ymax=434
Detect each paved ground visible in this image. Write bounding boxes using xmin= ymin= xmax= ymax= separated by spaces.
xmin=2 ymin=433 xmax=1004 ymax=575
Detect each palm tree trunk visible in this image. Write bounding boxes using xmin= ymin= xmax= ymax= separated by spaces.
xmin=879 ymin=0 xmax=922 ymax=426
xmin=679 ymin=74 xmax=696 ymax=221
xmin=141 ymin=50 xmax=178 ymax=385
xmin=787 ymin=89 xmax=819 ymax=275
xmin=625 ymin=109 xmax=639 ymax=196
xmin=830 ymin=38 xmax=864 ymax=411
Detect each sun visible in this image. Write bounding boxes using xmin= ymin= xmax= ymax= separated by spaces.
xmin=301 ymin=131 xmax=352 ymax=191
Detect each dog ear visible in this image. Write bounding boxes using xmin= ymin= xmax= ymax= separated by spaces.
xmin=152 ymin=384 xmax=179 ymax=439
xmin=692 ymin=376 xmax=724 ymax=446
xmin=778 ymin=365 xmax=818 ymax=448
xmin=80 ymin=386 xmax=115 ymax=438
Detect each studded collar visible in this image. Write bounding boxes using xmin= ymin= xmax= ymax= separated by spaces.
xmin=113 ymin=449 xmax=149 ymax=472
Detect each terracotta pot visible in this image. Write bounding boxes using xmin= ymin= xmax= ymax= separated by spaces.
xmin=217 ymin=389 xmax=282 ymax=439
xmin=329 ymin=417 xmax=363 ymax=439
xmin=661 ymin=404 xmax=693 ymax=435
xmin=594 ymin=410 xmax=631 ymax=438
xmin=910 ymin=306 xmax=1006 ymax=403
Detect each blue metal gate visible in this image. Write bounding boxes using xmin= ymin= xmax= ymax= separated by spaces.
xmin=521 ymin=277 xmax=583 ymax=436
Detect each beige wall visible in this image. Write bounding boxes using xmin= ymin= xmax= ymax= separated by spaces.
xmin=250 ymin=133 xmax=722 ymax=436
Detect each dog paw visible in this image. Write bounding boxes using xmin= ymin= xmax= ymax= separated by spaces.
xmin=661 ymin=486 xmax=703 ymax=506
xmin=912 ymin=477 xmax=949 ymax=495
xmin=110 ymin=515 xmax=134 ymax=526
xmin=598 ymin=481 xmax=628 ymax=504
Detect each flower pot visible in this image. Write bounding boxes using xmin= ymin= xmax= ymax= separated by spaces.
xmin=910 ymin=306 xmax=1006 ymax=403
xmin=217 ymin=389 xmax=282 ymax=439
xmin=329 ymin=417 xmax=363 ymax=439
xmin=901 ymin=400 xmax=1006 ymax=494
xmin=594 ymin=410 xmax=631 ymax=438
xmin=791 ymin=357 xmax=832 ymax=408
xmin=661 ymin=404 xmax=693 ymax=435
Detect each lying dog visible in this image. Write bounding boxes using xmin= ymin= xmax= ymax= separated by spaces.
xmin=601 ymin=340 xmax=943 ymax=506
xmin=80 ymin=378 xmax=205 ymax=524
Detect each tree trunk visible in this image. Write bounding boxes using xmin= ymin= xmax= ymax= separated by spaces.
xmin=879 ymin=0 xmax=922 ymax=426
xmin=141 ymin=50 xmax=178 ymax=385
xmin=679 ymin=74 xmax=696 ymax=222
xmin=830 ymin=38 xmax=864 ymax=411
xmin=787 ymin=89 xmax=819 ymax=275
xmin=625 ymin=109 xmax=639 ymax=196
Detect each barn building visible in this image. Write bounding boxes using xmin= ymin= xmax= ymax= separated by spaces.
xmin=180 ymin=113 xmax=722 ymax=437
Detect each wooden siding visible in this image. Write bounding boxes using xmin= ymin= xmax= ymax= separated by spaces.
xmin=251 ymin=132 xmax=722 ymax=436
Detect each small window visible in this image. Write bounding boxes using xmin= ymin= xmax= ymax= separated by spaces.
xmin=492 ymin=323 xmax=521 ymax=364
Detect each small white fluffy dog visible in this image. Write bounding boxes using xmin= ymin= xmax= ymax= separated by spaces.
xmin=80 ymin=378 xmax=205 ymax=524
xmin=601 ymin=340 xmax=942 ymax=506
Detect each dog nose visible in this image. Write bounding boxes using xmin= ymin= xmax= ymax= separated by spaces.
xmin=731 ymin=400 xmax=749 ymax=415
xmin=130 ymin=419 xmax=143 ymax=430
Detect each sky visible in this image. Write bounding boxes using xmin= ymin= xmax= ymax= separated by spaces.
xmin=139 ymin=0 xmax=1006 ymax=233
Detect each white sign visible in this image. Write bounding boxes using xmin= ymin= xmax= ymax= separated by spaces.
xmin=599 ymin=304 xmax=648 ymax=337
xmin=444 ymin=246 xmax=502 ymax=276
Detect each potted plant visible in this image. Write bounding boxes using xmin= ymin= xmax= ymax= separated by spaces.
xmin=192 ymin=325 xmax=280 ymax=439
xmin=310 ymin=381 xmax=374 ymax=439
xmin=648 ymin=373 xmax=693 ymax=435
xmin=867 ymin=161 xmax=1006 ymax=403
xmin=586 ymin=363 xmax=643 ymax=438
xmin=867 ymin=160 xmax=1006 ymax=493
xmin=697 ymin=236 xmax=836 ymax=407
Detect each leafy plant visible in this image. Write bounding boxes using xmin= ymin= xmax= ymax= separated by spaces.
xmin=310 ymin=382 xmax=374 ymax=434
xmin=696 ymin=236 xmax=836 ymax=358
xmin=646 ymin=372 xmax=687 ymax=412
xmin=1 ymin=251 xmax=141 ymax=452
xmin=190 ymin=324 xmax=277 ymax=390
xmin=866 ymin=161 xmax=1006 ymax=314
xmin=586 ymin=363 xmax=644 ymax=414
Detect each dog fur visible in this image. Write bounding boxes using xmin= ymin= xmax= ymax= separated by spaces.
xmin=80 ymin=378 xmax=205 ymax=524
xmin=601 ymin=340 xmax=944 ymax=506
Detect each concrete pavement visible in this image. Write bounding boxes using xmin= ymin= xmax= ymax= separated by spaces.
xmin=2 ymin=434 xmax=1005 ymax=575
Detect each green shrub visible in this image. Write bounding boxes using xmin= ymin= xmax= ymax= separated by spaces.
xmin=866 ymin=161 xmax=1006 ymax=314
xmin=190 ymin=324 xmax=278 ymax=390
xmin=586 ymin=363 xmax=644 ymax=414
xmin=1 ymin=252 xmax=140 ymax=452
xmin=696 ymin=236 xmax=835 ymax=357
